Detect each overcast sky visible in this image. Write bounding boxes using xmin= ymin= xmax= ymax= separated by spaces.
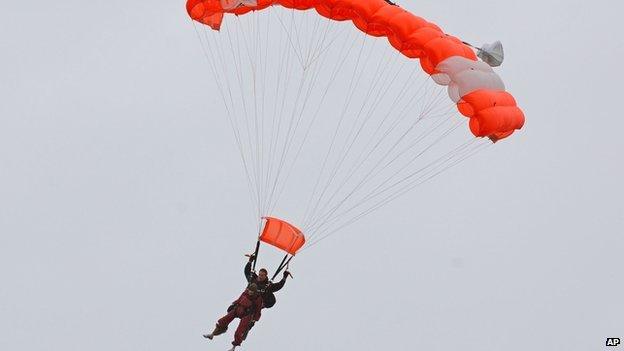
xmin=1 ymin=1 xmax=623 ymax=350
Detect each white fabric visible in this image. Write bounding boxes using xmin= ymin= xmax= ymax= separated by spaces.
xmin=432 ymin=56 xmax=505 ymax=102
xmin=220 ymin=0 xmax=258 ymax=10
xmin=431 ymin=73 xmax=451 ymax=85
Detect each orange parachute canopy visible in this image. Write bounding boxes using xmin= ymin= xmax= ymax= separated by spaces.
xmin=186 ymin=0 xmax=524 ymax=141
xmin=259 ymin=217 xmax=306 ymax=255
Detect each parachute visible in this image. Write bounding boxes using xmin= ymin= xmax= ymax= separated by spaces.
xmin=187 ymin=0 xmax=525 ymax=257
xmin=187 ymin=0 xmax=524 ymax=141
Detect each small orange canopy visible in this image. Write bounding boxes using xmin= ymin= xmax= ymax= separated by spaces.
xmin=259 ymin=217 xmax=305 ymax=255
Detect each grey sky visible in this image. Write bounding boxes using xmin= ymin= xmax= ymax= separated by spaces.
xmin=1 ymin=1 xmax=622 ymax=351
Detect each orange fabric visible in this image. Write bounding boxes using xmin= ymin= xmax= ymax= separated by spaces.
xmin=459 ymin=90 xmax=525 ymax=139
xmin=186 ymin=0 xmax=524 ymax=141
xmin=279 ymin=0 xmax=317 ymax=10
xmin=259 ymin=217 xmax=306 ymax=255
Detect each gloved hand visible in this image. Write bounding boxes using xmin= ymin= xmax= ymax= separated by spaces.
xmin=283 ymin=270 xmax=291 ymax=279
xmin=245 ymin=253 xmax=256 ymax=262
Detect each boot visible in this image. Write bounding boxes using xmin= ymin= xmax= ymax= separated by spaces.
xmin=227 ymin=346 xmax=237 ymax=351
xmin=203 ymin=324 xmax=227 ymax=340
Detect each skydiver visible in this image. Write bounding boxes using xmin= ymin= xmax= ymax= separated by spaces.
xmin=203 ymin=283 xmax=263 ymax=351
xmin=244 ymin=253 xmax=291 ymax=309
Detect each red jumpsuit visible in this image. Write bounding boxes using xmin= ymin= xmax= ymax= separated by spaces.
xmin=216 ymin=291 xmax=263 ymax=346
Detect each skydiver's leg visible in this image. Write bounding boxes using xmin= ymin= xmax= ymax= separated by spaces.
xmin=242 ymin=319 xmax=255 ymax=341
xmin=232 ymin=315 xmax=253 ymax=346
xmin=203 ymin=310 xmax=236 ymax=339
xmin=215 ymin=310 xmax=237 ymax=335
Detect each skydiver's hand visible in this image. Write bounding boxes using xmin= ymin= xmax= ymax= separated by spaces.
xmin=245 ymin=253 xmax=256 ymax=262
xmin=283 ymin=270 xmax=292 ymax=279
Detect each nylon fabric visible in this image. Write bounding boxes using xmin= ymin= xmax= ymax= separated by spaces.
xmin=187 ymin=0 xmax=524 ymax=140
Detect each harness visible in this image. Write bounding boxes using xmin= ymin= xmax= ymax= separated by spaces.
xmin=247 ymin=273 xmax=277 ymax=309
xmin=228 ymin=295 xmax=261 ymax=317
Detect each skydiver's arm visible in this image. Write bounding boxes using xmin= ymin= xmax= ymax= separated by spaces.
xmin=269 ymin=279 xmax=285 ymax=292
xmin=268 ymin=273 xmax=287 ymax=292
xmin=244 ymin=261 xmax=253 ymax=282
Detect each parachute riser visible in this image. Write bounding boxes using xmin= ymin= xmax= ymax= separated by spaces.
xmin=271 ymin=254 xmax=292 ymax=281
xmin=249 ymin=243 xmax=294 ymax=282
xmin=251 ymin=240 xmax=261 ymax=272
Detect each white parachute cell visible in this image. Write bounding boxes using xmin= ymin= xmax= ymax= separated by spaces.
xmin=434 ymin=56 xmax=505 ymax=103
